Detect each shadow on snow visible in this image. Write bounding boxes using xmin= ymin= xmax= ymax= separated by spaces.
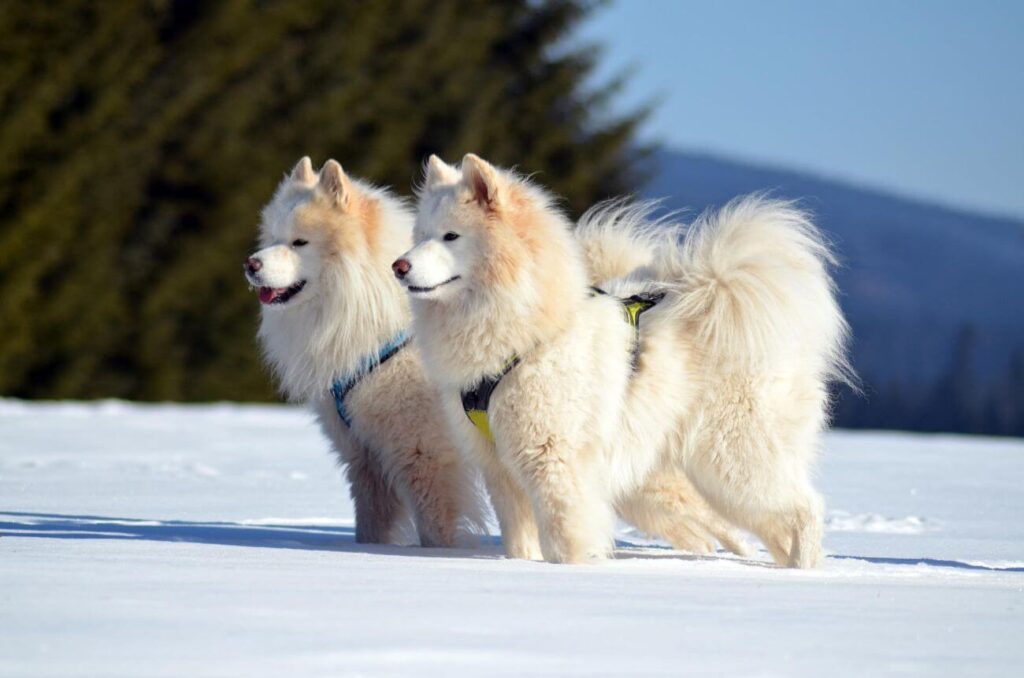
xmin=0 ymin=510 xmax=503 ymax=560
xmin=1 ymin=511 xmax=1021 ymax=573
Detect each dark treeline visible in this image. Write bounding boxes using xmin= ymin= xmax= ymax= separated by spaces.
xmin=0 ymin=0 xmax=644 ymax=401
xmin=834 ymin=325 xmax=1024 ymax=437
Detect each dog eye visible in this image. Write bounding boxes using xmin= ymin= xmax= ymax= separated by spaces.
xmin=443 ymin=232 xmax=460 ymax=242
xmin=292 ymin=239 xmax=308 ymax=247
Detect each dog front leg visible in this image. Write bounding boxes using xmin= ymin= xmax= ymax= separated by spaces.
xmin=512 ymin=439 xmax=616 ymax=564
xmin=476 ymin=451 xmax=542 ymax=560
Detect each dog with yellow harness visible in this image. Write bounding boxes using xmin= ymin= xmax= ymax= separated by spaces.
xmin=396 ymin=153 xmax=852 ymax=567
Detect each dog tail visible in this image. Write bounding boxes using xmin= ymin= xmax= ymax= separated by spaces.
xmin=658 ymin=194 xmax=854 ymax=386
xmin=574 ymin=198 xmax=676 ymax=285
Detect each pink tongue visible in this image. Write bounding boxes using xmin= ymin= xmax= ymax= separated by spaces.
xmin=259 ymin=287 xmax=279 ymax=304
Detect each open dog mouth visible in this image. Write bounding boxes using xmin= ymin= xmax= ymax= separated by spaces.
xmin=258 ymin=280 xmax=306 ymax=305
xmin=407 ymin=276 xmax=461 ymax=294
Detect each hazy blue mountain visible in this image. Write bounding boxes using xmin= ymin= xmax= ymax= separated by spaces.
xmin=644 ymin=150 xmax=1024 ymax=434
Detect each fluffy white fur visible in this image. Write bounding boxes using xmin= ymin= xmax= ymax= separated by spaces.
xmin=573 ymin=198 xmax=674 ymax=283
xmin=400 ymin=153 xmax=850 ymax=567
xmin=248 ymin=157 xmax=484 ymax=547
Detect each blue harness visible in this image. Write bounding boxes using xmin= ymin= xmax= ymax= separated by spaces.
xmin=329 ymin=331 xmax=410 ymax=427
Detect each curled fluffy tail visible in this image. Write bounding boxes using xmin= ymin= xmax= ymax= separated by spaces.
xmin=574 ymin=199 xmax=677 ymax=285
xmin=659 ymin=194 xmax=854 ymax=386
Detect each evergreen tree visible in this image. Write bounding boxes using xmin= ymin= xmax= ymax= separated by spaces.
xmin=0 ymin=0 xmax=645 ymax=401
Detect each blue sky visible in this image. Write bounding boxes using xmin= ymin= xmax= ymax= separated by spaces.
xmin=577 ymin=0 xmax=1024 ymax=218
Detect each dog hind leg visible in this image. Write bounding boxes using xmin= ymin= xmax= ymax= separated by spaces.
xmin=786 ymin=488 xmax=824 ymax=568
xmin=685 ymin=400 xmax=825 ymax=568
xmin=618 ymin=468 xmax=752 ymax=557
xmin=345 ymin=446 xmax=403 ymax=544
xmin=396 ymin=446 xmax=477 ymax=548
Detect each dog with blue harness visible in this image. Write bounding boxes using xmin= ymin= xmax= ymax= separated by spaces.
xmin=249 ymin=157 xmax=485 ymax=548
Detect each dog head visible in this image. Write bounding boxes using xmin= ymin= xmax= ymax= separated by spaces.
xmin=395 ymin=153 xmax=555 ymax=303
xmin=245 ymin=157 xmax=387 ymax=310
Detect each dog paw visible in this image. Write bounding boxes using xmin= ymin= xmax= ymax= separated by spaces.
xmin=505 ymin=542 xmax=544 ymax=561
xmin=539 ymin=537 xmax=612 ymax=564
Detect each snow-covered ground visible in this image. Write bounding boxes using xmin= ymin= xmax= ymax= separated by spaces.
xmin=2 ymin=401 xmax=1022 ymax=677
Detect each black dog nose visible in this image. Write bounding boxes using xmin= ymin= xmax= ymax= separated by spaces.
xmin=392 ymin=258 xmax=411 ymax=279
xmin=245 ymin=257 xmax=262 ymax=275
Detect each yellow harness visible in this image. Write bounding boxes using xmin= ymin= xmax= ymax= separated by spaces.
xmin=460 ymin=291 xmax=664 ymax=441
xmin=460 ymin=356 xmax=520 ymax=441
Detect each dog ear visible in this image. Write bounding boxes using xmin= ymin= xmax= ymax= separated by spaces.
xmin=461 ymin=153 xmax=501 ymax=209
xmin=424 ymin=154 xmax=459 ymax=189
xmin=317 ymin=159 xmax=353 ymax=208
xmin=289 ymin=156 xmax=316 ymax=186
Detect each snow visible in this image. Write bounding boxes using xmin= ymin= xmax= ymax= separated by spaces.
xmin=2 ymin=401 xmax=1022 ymax=677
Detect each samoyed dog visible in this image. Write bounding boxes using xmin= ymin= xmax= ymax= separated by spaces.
xmin=395 ymin=154 xmax=851 ymax=567
xmin=245 ymin=157 xmax=484 ymax=546
xmin=246 ymin=157 xmax=745 ymax=557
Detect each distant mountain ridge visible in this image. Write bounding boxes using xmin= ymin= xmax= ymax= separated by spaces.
xmin=644 ymin=149 xmax=1024 ymax=434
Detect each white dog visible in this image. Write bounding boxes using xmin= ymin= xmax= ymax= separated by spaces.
xmin=396 ymin=154 xmax=851 ymax=567
xmin=247 ymin=157 xmax=746 ymax=556
xmin=245 ymin=157 xmax=485 ymax=546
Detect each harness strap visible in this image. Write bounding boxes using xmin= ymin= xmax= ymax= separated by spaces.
xmin=460 ymin=356 xmax=520 ymax=442
xmin=621 ymin=292 xmax=665 ymax=369
xmin=592 ymin=286 xmax=665 ymax=368
xmin=460 ymin=289 xmax=665 ymax=441
xmin=330 ymin=331 xmax=410 ymax=427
